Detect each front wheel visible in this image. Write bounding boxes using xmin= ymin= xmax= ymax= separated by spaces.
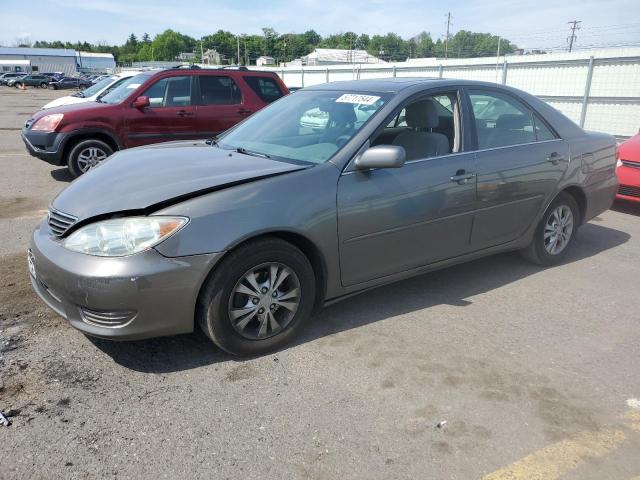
xmin=40 ymin=82 xmax=48 ymax=89
xmin=67 ymin=139 xmax=114 ymax=178
xmin=197 ymin=237 xmax=316 ymax=356
xmin=521 ymin=192 xmax=579 ymax=266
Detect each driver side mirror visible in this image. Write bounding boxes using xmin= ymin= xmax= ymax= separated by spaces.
xmin=355 ymin=145 xmax=406 ymax=170
xmin=133 ymin=96 xmax=150 ymax=109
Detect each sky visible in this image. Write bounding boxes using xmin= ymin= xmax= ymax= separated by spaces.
xmin=1 ymin=0 xmax=639 ymax=51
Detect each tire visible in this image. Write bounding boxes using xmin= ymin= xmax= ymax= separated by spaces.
xmin=40 ymin=82 xmax=48 ymax=89
xmin=15 ymin=82 xmax=23 ymax=89
xmin=197 ymin=237 xmax=316 ymax=356
xmin=67 ymin=139 xmax=114 ymax=178
xmin=521 ymin=192 xmax=579 ymax=266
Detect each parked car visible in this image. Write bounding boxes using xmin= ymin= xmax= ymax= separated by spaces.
xmin=5 ymin=74 xmax=26 ymax=87
xmin=22 ymin=67 xmax=289 ymax=176
xmin=14 ymin=74 xmax=53 ymax=89
xmin=27 ymin=78 xmax=618 ymax=356
xmin=48 ymin=76 xmax=93 ymax=90
xmin=0 ymin=72 xmax=26 ymax=85
xmin=41 ymin=72 xmax=140 ymax=110
xmin=616 ymin=132 xmax=640 ymax=202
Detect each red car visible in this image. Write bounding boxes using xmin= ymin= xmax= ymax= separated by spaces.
xmin=616 ymin=133 xmax=640 ymax=203
xmin=22 ymin=67 xmax=288 ymax=177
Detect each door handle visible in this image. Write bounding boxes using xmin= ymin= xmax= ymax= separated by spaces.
xmin=237 ymin=108 xmax=253 ymax=115
xmin=450 ymin=170 xmax=476 ymax=184
xmin=547 ymin=152 xmax=566 ymax=165
xmin=176 ymin=110 xmax=194 ymax=117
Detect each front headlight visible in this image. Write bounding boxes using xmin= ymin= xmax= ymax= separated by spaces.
xmin=31 ymin=113 xmax=64 ymax=132
xmin=62 ymin=216 xmax=188 ymax=257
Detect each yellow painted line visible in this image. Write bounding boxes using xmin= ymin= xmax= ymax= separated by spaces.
xmin=482 ymin=429 xmax=626 ymax=480
xmin=622 ymin=409 xmax=640 ymax=431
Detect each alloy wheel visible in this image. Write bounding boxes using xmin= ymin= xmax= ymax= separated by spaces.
xmin=77 ymin=147 xmax=108 ymax=172
xmin=544 ymin=205 xmax=574 ymax=255
xmin=228 ymin=262 xmax=301 ymax=340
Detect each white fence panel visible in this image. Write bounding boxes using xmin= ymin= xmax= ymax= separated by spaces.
xmin=259 ymin=48 xmax=640 ymax=137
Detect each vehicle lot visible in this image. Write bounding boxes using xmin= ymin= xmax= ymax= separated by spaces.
xmin=1 ymin=87 xmax=640 ymax=479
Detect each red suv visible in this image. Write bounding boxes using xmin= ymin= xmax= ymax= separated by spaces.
xmin=22 ymin=67 xmax=289 ymax=176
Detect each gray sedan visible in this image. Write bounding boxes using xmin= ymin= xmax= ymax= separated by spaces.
xmin=29 ymin=78 xmax=618 ymax=356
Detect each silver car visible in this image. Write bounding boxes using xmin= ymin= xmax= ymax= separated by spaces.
xmin=29 ymin=78 xmax=618 ymax=356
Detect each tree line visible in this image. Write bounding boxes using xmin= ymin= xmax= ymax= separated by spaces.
xmin=32 ymin=28 xmax=517 ymax=65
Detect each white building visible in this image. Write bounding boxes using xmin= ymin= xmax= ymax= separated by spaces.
xmin=77 ymin=52 xmax=115 ymax=73
xmin=0 ymin=59 xmax=30 ymax=73
xmin=256 ymin=56 xmax=275 ymax=66
xmin=0 ymin=47 xmax=78 ymax=75
xmin=202 ymin=49 xmax=222 ymax=65
xmin=176 ymin=52 xmax=196 ymax=61
xmin=300 ymin=48 xmax=385 ymax=66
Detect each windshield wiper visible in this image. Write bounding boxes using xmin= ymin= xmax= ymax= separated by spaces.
xmin=205 ymin=137 xmax=218 ymax=146
xmin=235 ymin=147 xmax=270 ymax=159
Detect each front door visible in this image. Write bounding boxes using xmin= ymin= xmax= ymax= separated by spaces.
xmin=125 ymin=75 xmax=198 ymax=148
xmin=467 ymin=89 xmax=570 ymax=248
xmin=337 ymin=91 xmax=477 ymax=286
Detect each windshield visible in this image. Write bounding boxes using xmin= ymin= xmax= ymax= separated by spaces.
xmin=218 ymin=90 xmax=389 ymax=164
xmin=79 ymin=75 xmax=117 ymax=98
xmin=100 ymin=72 xmax=153 ymax=104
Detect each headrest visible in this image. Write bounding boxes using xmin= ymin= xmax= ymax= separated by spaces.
xmin=329 ymin=103 xmax=357 ymax=125
xmin=496 ymin=114 xmax=528 ymax=130
xmin=405 ymin=100 xmax=439 ymax=129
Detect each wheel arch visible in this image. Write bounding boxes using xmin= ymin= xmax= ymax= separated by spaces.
xmin=197 ymin=230 xmax=328 ymax=310
xmin=561 ymin=185 xmax=587 ymax=224
xmin=60 ymin=129 xmax=121 ymax=165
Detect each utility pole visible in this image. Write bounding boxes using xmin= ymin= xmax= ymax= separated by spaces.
xmin=200 ymin=39 xmax=204 ymax=65
xmin=237 ymin=36 xmax=241 ymax=65
xmin=445 ymin=12 xmax=452 ymax=59
xmin=567 ymin=20 xmax=581 ymax=52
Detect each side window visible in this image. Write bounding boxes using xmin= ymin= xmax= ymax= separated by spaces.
xmin=199 ymin=75 xmax=242 ymax=105
xmin=143 ymin=76 xmax=192 ymax=108
xmin=373 ymin=92 xmax=459 ymax=160
xmin=469 ymin=90 xmax=535 ymax=149
xmin=243 ymin=76 xmax=283 ymax=103
xmin=533 ymin=114 xmax=557 ymax=141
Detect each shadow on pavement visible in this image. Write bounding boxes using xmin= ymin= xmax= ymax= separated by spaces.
xmin=50 ymin=168 xmax=74 ymax=183
xmin=611 ymin=199 xmax=640 ymax=217
xmin=91 ymin=222 xmax=630 ymax=373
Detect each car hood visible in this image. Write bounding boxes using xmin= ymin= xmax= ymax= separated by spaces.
xmin=52 ymin=140 xmax=308 ymax=222
xmin=42 ymin=95 xmax=86 ymax=110
xmin=619 ymin=134 xmax=640 ymax=161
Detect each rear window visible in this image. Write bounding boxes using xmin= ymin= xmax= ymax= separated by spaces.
xmin=243 ymin=76 xmax=284 ymax=103
xmin=198 ymin=75 xmax=242 ymax=105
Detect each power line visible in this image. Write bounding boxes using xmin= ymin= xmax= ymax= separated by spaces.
xmin=567 ymin=20 xmax=581 ymax=52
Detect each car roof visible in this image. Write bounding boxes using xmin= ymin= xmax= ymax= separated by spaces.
xmin=305 ymin=77 xmax=515 ymax=93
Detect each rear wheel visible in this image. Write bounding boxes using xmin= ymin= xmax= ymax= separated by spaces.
xmin=40 ymin=82 xmax=48 ymax=89
xmin=15 ymin=82 xmax=24 ymax=89
xmin=521 ymin=192 xmax=579 ymax=266
xmin=67 ymin=139 xmax=113 ymax=177
xmin=197 ymin=237 xmax=316 ymax=356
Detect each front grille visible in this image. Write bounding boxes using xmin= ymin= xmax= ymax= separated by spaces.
xmin=618 ymin=184 xmax=640 ymax=198
xmin=80 ymin=307 xmax=137 ymax=328
xmin=48 ymin=208 xmax=78 ymax=237
xmin=621 ymin=160 xmax=640 ymax=169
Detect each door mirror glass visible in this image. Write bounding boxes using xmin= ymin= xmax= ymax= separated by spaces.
xmin=133 ymin=96 xmax=150 ymax=109
xmin=355 ymin=145 xmax=406 ymax=170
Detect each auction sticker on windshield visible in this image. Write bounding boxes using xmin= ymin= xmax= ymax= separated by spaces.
xmin=336 ymin=94 xmax=381 ymax=105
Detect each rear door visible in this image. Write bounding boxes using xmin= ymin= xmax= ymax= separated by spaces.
xmin=467 ymin=88 xmax=570 ymax=249
xmin=125 ymin=74 xmax=198 ymax=147
xmin=194 ymin=74 xmax=245 ymax=138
